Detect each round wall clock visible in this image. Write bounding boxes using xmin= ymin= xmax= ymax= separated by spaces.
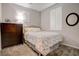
xmin=66 ymin=13 xmax=79 ymax=26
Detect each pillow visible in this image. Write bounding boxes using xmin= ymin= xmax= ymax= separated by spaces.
xmin=23 ymin=27 xmax=41 ymax=33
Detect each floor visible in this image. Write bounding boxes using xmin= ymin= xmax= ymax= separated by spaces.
xmin=1 ymin=44 xmax=37 ymax=56
xmin=0 ymin=43 xmax=79 ymax=56
xmin=47 ymin=45 xmax=79 ymax=56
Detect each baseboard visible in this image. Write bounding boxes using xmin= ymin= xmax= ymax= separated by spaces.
xmin=0 ymin=45 xmax=1 ymax=51
xmin=0 ymin=48 xmax=1 ymax=51
xmin=62 ymin=43 xmax=79 ymax=49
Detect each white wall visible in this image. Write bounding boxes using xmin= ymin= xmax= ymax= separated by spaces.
xmin=41 ymin=3 xmax=79 ymax=49
xmin=0 ymin=4 xmax=1 ymax=18
xmin=2 ymin=3 xmax=41 ymax=27
xmin=62 ymin=3 xmax=79 ymax=49
xmin=0 ymin=3 xmax=2 ymax=50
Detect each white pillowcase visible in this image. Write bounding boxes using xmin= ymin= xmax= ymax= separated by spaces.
xmin=24 ymin=27 xmax=41 ymax=33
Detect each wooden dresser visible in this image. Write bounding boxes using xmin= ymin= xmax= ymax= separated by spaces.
xmin=0 ymin=23 xmax=23 ymax=49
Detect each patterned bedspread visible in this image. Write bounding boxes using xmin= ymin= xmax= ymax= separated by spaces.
xmin=24 ymin=31 xmax=63 ymax=55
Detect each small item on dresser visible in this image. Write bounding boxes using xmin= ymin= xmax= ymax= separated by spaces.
xmin=5 ymin=19 xmax=11 ymax=22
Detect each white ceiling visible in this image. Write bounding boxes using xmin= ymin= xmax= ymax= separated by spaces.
xmin=15 ymin=3 xmax=55 ymax=11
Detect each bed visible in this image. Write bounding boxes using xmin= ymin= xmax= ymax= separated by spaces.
xmin=23 ymin=27 xmax=63 ymax=55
